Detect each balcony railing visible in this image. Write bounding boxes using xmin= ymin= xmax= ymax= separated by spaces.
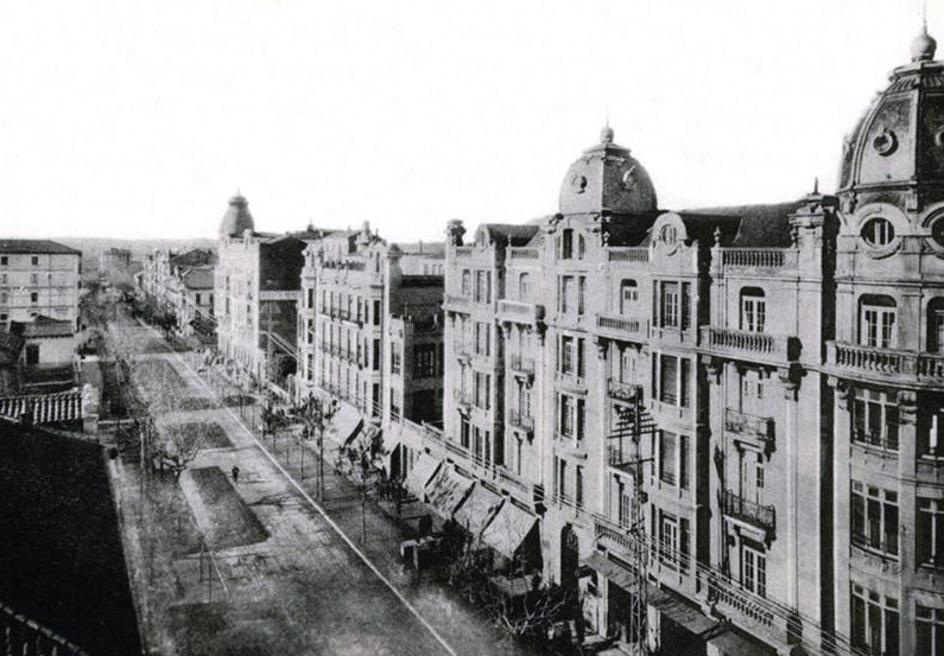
xmin=701 ymin=326 xmax=795 ymax=364
xmin=509 ymin=409 xmax=534 ymax=433
xmin=509 ymin=354 xmax=535 ymax=376
xmin=608 ymin=247 xmax=650 ymax=263
xmin=597 ymin=314 xmax=646 ymax=341
xmin=826 ymin=341 xmax=944 ymax=385
xmin=497 ymin=300 xmax=545 ymax=325
xmin=444 ymin=293 xmax=470 ymax=308
xmin=720 ymin=248 xmax=797 ymax=270
xmin=723 ymin=490 xmax=776 ymax=533
xmin=706 ymin=572 xmax=780 ymax=635
xmin=724 ymin=407 xmax=774 ymax=445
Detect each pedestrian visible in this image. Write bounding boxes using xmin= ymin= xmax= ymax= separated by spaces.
xmin=231 ymin=465 xmax=240 ymax=483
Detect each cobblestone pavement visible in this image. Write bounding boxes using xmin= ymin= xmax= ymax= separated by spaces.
xmin=109 ymin=322 xmax=533 ymax=656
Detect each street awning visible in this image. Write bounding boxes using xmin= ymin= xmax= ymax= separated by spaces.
xmin=403 ymin=453 xmax=442 ymax=498
xmin=584 ymin=551 xmax=636 ymax=591
xmin=328 ymin=401 xmax=362 ymax=447
xmin=479 ymin=499 xmax=538 ymax=559
xmin=426 ymin=465 xmax=475 ymax=518
xmin=454 ymin=484 xmax=504 ymax=537
xmin=648 ymin=585 xmax=716 ymax=636
xmin=708 ymin=630 xmax=777 ymax=656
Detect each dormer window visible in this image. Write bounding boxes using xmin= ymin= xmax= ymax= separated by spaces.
xmin=861 ymin=218 xmax=895 ymax=247
xmin=660 ymin=225 xmax=678 ymax=245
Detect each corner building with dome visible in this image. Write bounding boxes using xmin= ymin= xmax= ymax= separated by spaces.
xmin=408 ymin=29 xmax=944 ymax=656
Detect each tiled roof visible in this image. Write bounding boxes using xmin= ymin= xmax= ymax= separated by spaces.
xmin=0 ymin=331 xmax=25 ymax=362
xmin=478 ymin=224 xmax=541 ymax=247
xmin=181 ymin=267 xmax=214 ymax=290
xmin=684 ymin=200 xmax=804 ymax=248
xmin=0 ymin=388 xmax=83 ymax=424
xmin=0 ymin=240 xmax=81 ymax=255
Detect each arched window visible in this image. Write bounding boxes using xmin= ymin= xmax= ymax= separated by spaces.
xmin=461 ymin=269 xmax=471 ymax=296
xmin=740 ymin=287 xmax=766 ymax=333
xmin=619 ymin=279 xmax=638 ymax=315
xmin=518 ymin=272 xmax=531 ymax=300
xmin=578 ymin=234 xmax=586 ymax=259
xmin=929 ymin=298 xmax=944 ymax=353
xmin=859 ymin=295 xmax=897 ymax=349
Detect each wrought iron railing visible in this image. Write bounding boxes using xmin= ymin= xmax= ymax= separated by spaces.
xmin=723 ymin=490 xmax=776 ymax=533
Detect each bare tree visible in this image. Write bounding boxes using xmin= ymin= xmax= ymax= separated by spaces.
xmin=290 ymin=394 xmax=338 ymax=499
xmin=337 ymin=424 xmax=388 ymax=542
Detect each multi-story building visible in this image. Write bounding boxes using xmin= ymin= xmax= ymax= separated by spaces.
xmin=412 ymin=28 xmax=944 ymax=656
xmin=214 ymin=194 xmax=315 ymax=386
xmin=0 ymin=240 xmax=81 ymax=367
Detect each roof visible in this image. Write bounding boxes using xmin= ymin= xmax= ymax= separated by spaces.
xmin=682 ymin=200 xmax=804 ymax=247
xmin=475 ymin=223 xmax=542 ymax=248
xmin=454 ymin=484 xmax=504 ymax=537
xmin=0 ymin=331 xmax=25 ymax=364
xmin=0 ymin=240 xmax=81 ymax=255
xmin=480 ymin=500 xmax=538 ymax=559
xmin=169 ymin=248 xmax=215 ymax=268
xmin=181 ymin=267 xmax=214 ymax=290
xmin=0 ymin=388 xmax=83 ymax=425
xmin=395 ymin=241 xmax=446 ymax=257
xmin=11 ymin=316 xmax=75 ymax=338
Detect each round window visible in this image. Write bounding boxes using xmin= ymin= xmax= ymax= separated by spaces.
xmin=932 ymin=219 xmax=944 ymax=247
xmin=860 ymin=217 xmax=895 ymax=247
xmin=660 ymin=225 xmax=677 ymax=245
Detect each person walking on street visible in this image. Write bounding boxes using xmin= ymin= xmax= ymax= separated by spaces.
xmin=231 ymin=465 xmax=240 ymax=483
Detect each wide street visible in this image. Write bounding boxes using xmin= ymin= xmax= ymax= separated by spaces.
xmin=105 ymin=318 xmax=534 ymax=656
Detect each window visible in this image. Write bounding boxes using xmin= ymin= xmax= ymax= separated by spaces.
xmin=578 ymin=276 xmax=586 ymax=316
xmin=0 ymin=256 xmax=6 ymax=266
xmin=461 ymin=270 xmax=471 ymax=296
xmin=391 ymin=344 xmax=402 ymax=374
xmin=474 ymin=322 xmax=490 ymax=356
xmin=560 ymin=275 xmax=573 ymax=314
xmin=390 ymin=389 xmax=401 ymax=422
xmin=740 ymin=287 xmax=766 ymax=333
xmin=31 ymin=256 xmax=39 ymax=266
xmin=658 ymin=511 xmax=690 ymax=571
xmin=576 ymin=466 xmax=584 ymax=509
xmin=920 ymin=404 xmax=944 ymax=459
xmin=620 ymin=279 xmax=638 ymax=315
xmin=30 ymin=292 xmax=38 ymax=304
xmin=475 ymin=271 xmax=490 ymax=303
xmin=655 ymin=354 xmax=691 ymax=407
xmin=859 ymin=296 xmax=896 ymax=348
xmin=658 ymin=281 xmax=691 ymax=329
xmin=929 ymin=299 xmax=944 ymax=353
xmin=412 ymin=343 xmax=439 ymax=378
xmin=660 ymin=224 xmax=678 ymax=245
xmin=659 ymin=431 xmax=678 ymax=485
xmin=518 ymin=272 xmax=530 ymax=300
xmin=917 ymin=498 xmax=944 ymax=568
xmin=618 ymin=481 xmax=631 ymax=527
xmin=558 ymin=393 xmax=585 ymax=439
xmin=30 ymin=273 xmax=37 ymax=284
xmin=916 ymin=605 xmax=944 ymax=656
xmin=474 ymin=372 xmax=491 ymax=410
xmin=741 ymin=544 xmax=767 ymax=597
xmin=851 ymin=481 xmax=899 ymax=558
xmin=559 ymin=335 xmax=584 ymax=377
xmin=0 ymin=293 xmax=6 ymax=305
xmin=852 ymin=388 xmax=899 ymax=451
xmin=460 ymin=417 xmax=471 ymax=448
xmin=372 ymin=339 xmax=380 ymax=370
xmin=561 ymin=229 xmax=573 ymax=259
xmin=860 ymin=217 xmax=896 ymax=247
xmin=851 ymin=585 xmax=899 ymax=656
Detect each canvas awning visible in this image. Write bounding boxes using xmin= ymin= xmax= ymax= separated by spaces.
xmin=328 ymin=401 xmax=362 ymax=448
xmin=647 ymin=585 xmax=716 ymax=636
xmin=426 ymin=465 xmax=475 ymax=518
xmin=454 ymin=484 xmax=504 ymax=538
xmin=708 ymin=630 xmax=776 ymax=656
xmin=479 ymin=499 xmax=538 ymax=560
xmin=403 ymin=453 xmax=442 ymax=498
xmin=584 ymin=551 xmax=636 ymax=591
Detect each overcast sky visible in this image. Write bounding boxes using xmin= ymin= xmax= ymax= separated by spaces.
xmin=0 ymin=0 xmax=932 ymax=242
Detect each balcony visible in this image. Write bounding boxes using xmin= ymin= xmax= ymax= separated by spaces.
xmin=722 ymin=490 xmax=776 ymax=535
xmin=826 ymin=341 xmax=944 ymax=387
xmin=509 ymin=354 xmax=535 ymax=379
xmin=444 ymin=293 xmax=470 ymax=310
xmin=701 ymin=326 xmax=796 ymax=366
xmin=509 ymin=409 xmax=534 ymax=435
xmin=596 ymin=314 xmax=647 ymax=343
xmin=607 ymin=378 xmax=641 ymax=402
xmin=497 ymin=299 xmax=545 ymax=326
xmin=704 ymin=572 xmax=794 ymax=647
xmin=851 ymin=428 xmax=899 ymax=454
xmin=724 ymin=408 xmax=774 ymax=448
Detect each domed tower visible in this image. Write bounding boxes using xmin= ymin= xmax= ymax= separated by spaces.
xmin=218 ymin=193 xmax=255 ymax=238
xmin=837 ymin=25 xmax=944 ymax=222
xmin=558 ymin=126 xmax=658 ymax=217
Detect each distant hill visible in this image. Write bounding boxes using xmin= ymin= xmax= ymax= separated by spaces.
xmin=55 ymin=237 xmax=216 ymax=260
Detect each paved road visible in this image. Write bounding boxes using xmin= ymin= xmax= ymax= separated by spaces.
xmin=109 ymin=322 xmax=532 ymax=656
